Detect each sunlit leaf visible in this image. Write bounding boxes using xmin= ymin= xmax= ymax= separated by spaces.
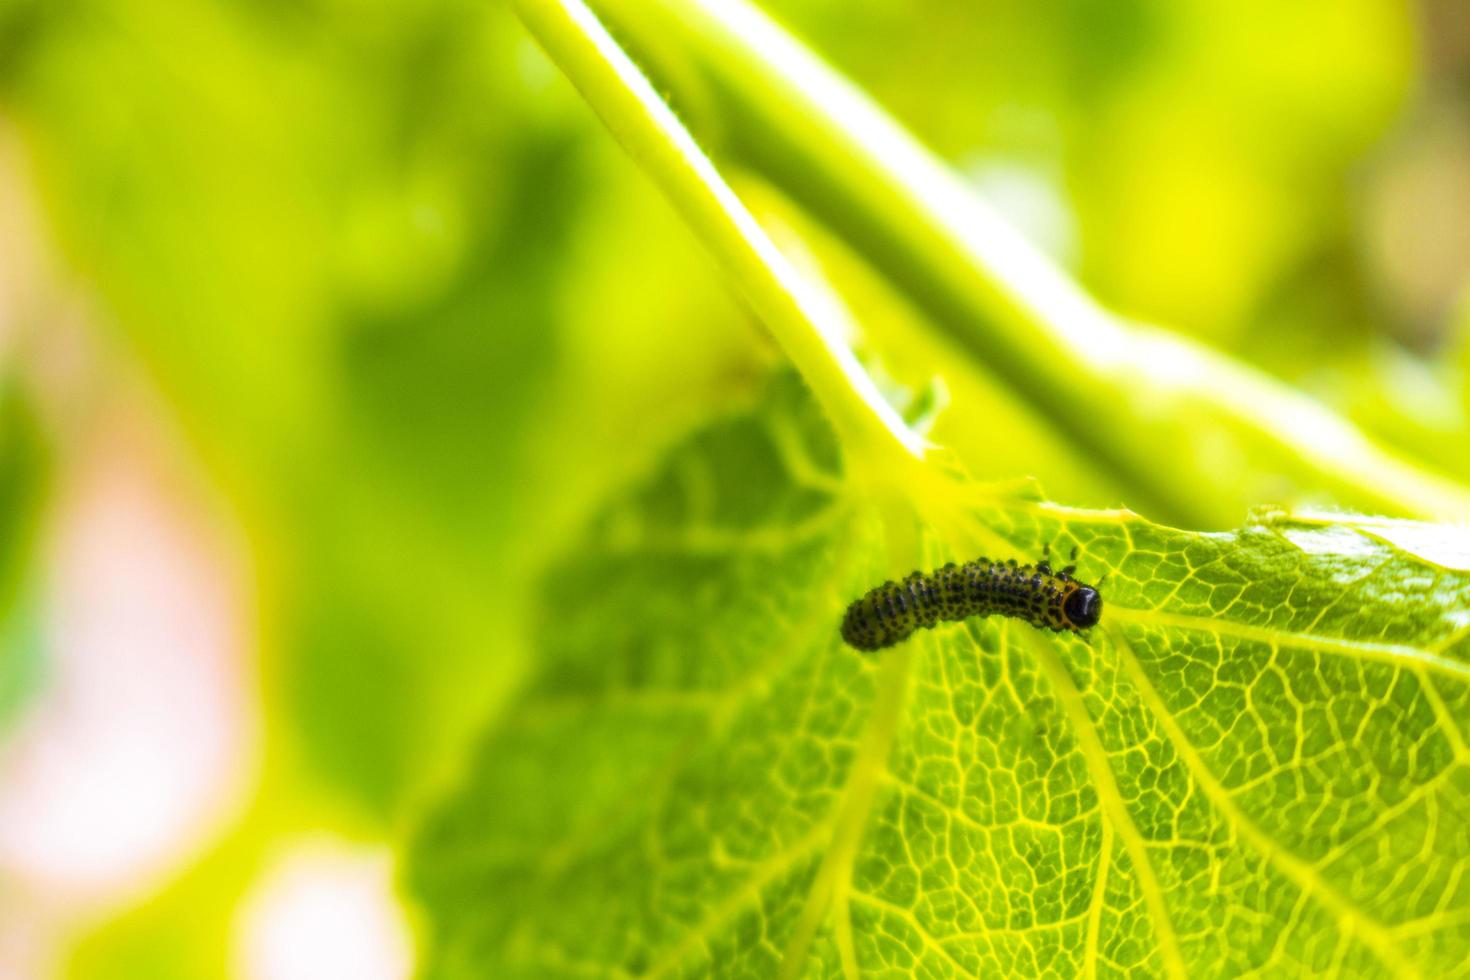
xmin=411 ymin=379 xmax=1470 ymax=977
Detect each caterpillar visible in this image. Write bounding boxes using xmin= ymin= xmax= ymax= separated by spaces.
xmin=840 ymin=556 xmax=1102 ymax=651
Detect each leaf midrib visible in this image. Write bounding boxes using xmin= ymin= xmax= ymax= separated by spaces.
xmin=1024 ymin=630 xmax=1189 ymax=980
xmin=776 ymin=643 xmax=914 ymax=978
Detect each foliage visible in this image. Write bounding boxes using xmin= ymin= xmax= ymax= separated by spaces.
xmin=0 ymin=380 xmax=46 ymax=734
xmin=403 ymin=0 xmax=1470 ymax=975
xmin=413 ymin=373 xmax=1470 ymax=977
xmin=3 ymin=0 xmax=1468 ymax=976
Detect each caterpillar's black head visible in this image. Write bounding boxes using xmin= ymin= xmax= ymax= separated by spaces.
xmin=1062 ymin=586 xmax=1102 ymax=629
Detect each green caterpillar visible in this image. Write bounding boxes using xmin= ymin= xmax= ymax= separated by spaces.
xmin=840 ymin=556 xmax=1102 ymax=651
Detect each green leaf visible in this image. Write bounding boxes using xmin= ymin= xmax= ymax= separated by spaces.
xmin=0 ymin=380 xmax=47 ymax=737
xmin=409 ymin=377 xmax=1470 ymax=977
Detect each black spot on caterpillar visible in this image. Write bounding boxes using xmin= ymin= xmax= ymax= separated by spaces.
xmin=840 ymin=555 xmax=1102 ymax=651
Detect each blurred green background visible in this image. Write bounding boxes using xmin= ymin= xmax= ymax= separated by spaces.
xmin=0 ymin=0 xmax=1467 ymax=976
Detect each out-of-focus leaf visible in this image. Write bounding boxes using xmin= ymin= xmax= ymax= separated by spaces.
xmin=284 ymin=123 xmax=585 ymax=815
xmin=0 ymin=382 xmax=47 ymax=736
xmin=7 ymin=0 xmax=591 ymax=820
xmin=411 ymin=377 xmax=1470 ymax=977
xmin=8 ymin=0 xmax=764 ymax=825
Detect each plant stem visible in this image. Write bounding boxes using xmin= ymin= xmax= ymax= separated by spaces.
xmin=512 ymin=0 xmax=927 ymax=483
xmin=588 ymin=0 xmax=1470 ymax=525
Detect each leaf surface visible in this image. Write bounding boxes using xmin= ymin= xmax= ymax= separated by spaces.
xmin=410 ymin=380 xmax=1470 ymax=977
